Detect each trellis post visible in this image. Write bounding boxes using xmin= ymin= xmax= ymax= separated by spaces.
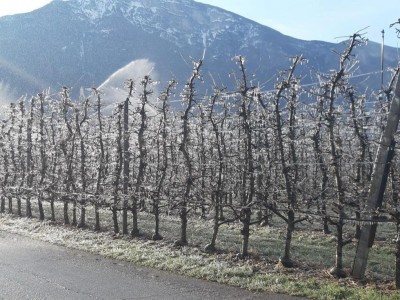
xmin=352 ymin=74 xmax=400 ymax=279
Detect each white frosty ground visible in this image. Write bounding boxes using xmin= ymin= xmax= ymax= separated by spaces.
xmin=0 ymin=214 xmax=389 ymax=298
xmin=0 ymin=214 xmax=241 ymax=280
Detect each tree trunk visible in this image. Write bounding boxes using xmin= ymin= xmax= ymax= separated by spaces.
xmin=26 ymin=199 xmax=32 ymax=219
xmin=176 ymin=61 xmax=203 ymax=246
xmin=0 ymin=196 xmax=4 ymax=213
xmin=63 ymin=200 xmax=69 ymax=225
xmin=72 ymin=199 xmax=77 ymax=226
xmin=206 ymin=90 xmax=226 ymax=250
xmin=8 ymin=197 xmax=12 ymax=214
xmin=112 ymin=205 xmax=119 ymax=234
xmin=322 ymin=203 xmax=331 ymax=234
xmin=38 ymin=94 xmax=46 ymax=222
xmin=17 ymin=198 xmax=21 ymax=217
xmin=122 ymin=91 xmax=131 ymax=235
xmin=132 ymin=77 xmax=151 ymax=237
xmin=112 ymin=105 xmax=123 ymax=234
xmin=131 ymin=202 xmax=139 ymax=237
xmin=93 ymin=89 xmax=105 ymax=233
xmin=38 ymin=197 xmax=45 ymax=221
xmin=281 ymin=210 xmax=295 ymax=267
xmin=78 ymin=207 xmax=86 ymax=229
xmin=176 ymin=200 xmax=188 ymax=246
xmin=240 ymin=208 xmax=251 ymax=258
xmin=94 ymin=204 xmax=100 ymax=232
xmin=60 ymin=88 xmax=75 ymax=227
xmin=26 ymin=98 xmax=34 ymax=219
xmin=17 ymin=101 xmax=26 ymax=218
xmin=152 ymin=201 xmax=162 ymax=240
xmin=205 ymin=193 xmax=219 ymax=252
xmin=76 ymin=99 xmax=89 ymax=229
xmin=325 ymin=36 xmax=360 ymax=277
xmin=50 ymin=199 xmax=56 ymax=222
xmin=330 ymin=214 xmax=346 ymax=278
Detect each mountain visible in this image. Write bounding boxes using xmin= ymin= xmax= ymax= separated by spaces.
xmin=0 ymin=0 xmax=398 ymax=102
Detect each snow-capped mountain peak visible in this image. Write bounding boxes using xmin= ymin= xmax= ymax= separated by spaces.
xmin=58 ymin=0 xmax=195 ymax=22
xmin=0 ymin=0 xmax=394 ymax=99
xmin=57 ymin=0 xmax=119 ymax=21
xmin=54 ymin=0 xmax=262 ymax=49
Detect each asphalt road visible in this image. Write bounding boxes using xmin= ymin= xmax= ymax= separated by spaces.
xmin=0 ymin=231 xmax=304 ymax=300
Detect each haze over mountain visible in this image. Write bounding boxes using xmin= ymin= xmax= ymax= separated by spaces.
xmin=0 ymin=0 xmax=398 ymax=102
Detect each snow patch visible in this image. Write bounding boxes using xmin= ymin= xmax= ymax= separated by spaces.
xmin=131 ymin=1 xmax=144 ymax=8
xmin=65 ymin=0 xmax=117 ymax=22
xmin=61 ymin=0 xmax=260 ymax=52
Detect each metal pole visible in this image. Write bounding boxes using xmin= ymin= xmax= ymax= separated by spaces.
xmin=381 ymin=30 xmax=385 ymax=91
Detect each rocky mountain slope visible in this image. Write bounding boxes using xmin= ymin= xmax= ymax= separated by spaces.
xmin=0 ymin=0 xmax=398 ymax=101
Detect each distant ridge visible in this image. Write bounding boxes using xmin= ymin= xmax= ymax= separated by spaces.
xmin=0 ymin=0 xmax=397 ymax=100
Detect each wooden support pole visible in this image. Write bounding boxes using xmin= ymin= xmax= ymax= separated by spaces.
xmin=352 ymin=74 xmax=400 ymax=279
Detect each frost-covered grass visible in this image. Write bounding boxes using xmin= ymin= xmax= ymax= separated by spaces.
xmin=1 ymin=209 xmax=400 ymax=299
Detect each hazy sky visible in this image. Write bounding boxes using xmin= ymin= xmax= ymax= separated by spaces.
xmin=0 ymin=0 xmax=399 ymax=47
